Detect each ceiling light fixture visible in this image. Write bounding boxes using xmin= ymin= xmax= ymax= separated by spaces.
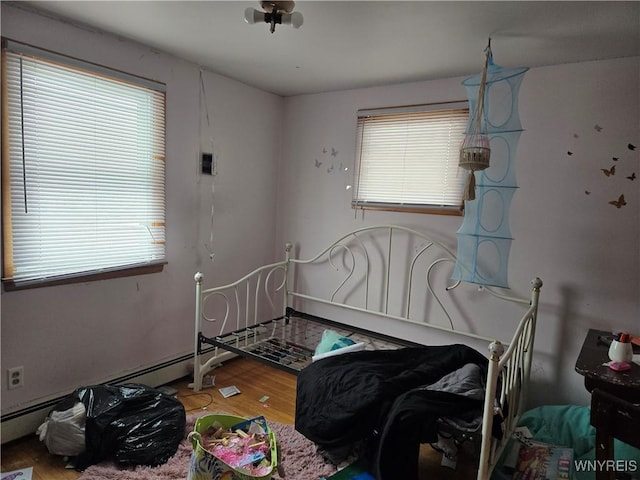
xmin=244 ymin=1 xmax=303 ymax=33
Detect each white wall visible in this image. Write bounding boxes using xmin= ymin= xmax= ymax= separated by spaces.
xmin=277 ymin=57 xmax=640 ymax=407
xmin=0 ymin=5 xmax=282 ymax=413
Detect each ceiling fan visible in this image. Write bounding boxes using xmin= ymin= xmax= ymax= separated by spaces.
xmin=244 ymin=1 xmax=304 ymax=33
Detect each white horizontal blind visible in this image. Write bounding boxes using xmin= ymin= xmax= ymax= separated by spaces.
xmin=354 ymin=103 xmax=468 ymax=211
xmin=2 ymin=45 xmax=166 ymax=285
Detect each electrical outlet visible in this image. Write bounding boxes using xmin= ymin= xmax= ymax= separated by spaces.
xmin=7 ymin=366 xmax=24 ymax=389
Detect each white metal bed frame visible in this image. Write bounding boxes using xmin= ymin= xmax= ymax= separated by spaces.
xmin=193 ymin=224 xmax=542 ymax=480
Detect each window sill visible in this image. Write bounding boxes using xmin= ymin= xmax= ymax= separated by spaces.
xmin=352 ymin=203 xmax=463 ymax=216
xmin=2 ymin=262 xmax=166 ymax=291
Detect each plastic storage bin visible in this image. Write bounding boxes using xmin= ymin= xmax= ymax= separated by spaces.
xmin=187 ymin=414 xmax=277 ymax=480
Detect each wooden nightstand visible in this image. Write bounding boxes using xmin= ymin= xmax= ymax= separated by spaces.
xmin=575 ymin=328 xmax=640 ymax=480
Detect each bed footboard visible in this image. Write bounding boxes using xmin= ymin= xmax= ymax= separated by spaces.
xmin=478 ymin=277 xmax=543 ymax=480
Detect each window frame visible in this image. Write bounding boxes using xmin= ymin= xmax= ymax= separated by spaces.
xmin=1 ymin=39 xmax=167 ymax=291
xmin=352 ymin=100 xmax=469 ymax=216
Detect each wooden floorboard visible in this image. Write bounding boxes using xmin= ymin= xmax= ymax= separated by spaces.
xmin=0 ymin=357 xmax=477 ymax=479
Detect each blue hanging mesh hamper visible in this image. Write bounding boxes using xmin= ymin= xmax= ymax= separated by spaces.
xmin=452 ymin=41 xmax=528 ymax=288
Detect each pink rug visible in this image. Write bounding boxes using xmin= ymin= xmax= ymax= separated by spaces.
xmin=78 ymin=413 xmax=339 ymax=480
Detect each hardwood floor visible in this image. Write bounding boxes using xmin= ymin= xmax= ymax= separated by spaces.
xmin=1 ymin=357 xmax=477 ymax=479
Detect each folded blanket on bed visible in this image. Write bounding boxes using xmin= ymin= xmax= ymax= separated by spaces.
xmin=423 ymin=363 xmax=488 ymax=466
xmin=295 ymin=344 xmax=490 ymax=480
xmin=426 ymin=362 xmax=486 ymax=432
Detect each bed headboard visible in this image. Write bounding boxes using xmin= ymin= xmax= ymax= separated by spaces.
xmin=286 ymin=224 xmax=455 ymax=320
xmin=282 ymin=224 xmax=532 ymax=345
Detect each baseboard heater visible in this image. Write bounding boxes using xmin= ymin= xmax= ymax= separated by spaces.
xmin=0 ymin=348 xmax=234 ymax=444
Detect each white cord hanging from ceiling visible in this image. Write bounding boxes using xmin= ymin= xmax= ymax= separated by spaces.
xmin=199 ymin=68 xmax=217 ymax=262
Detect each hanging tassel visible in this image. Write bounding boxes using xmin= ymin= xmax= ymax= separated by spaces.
xmin=463 ymin=170 xmax=476 ymax=201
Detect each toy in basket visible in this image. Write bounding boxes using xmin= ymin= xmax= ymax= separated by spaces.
xmin=187 ymin=414 xmax=278 ymax=480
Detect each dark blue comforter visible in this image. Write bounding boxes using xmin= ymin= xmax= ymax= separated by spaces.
xmin=295 ymin=344 xmax=490 ymax=479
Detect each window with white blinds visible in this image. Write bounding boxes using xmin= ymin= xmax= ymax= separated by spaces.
xmin=2 ymin=40 xmax=166 ymax=288
xmin=353 ymin=102 xmax=468 ymax=214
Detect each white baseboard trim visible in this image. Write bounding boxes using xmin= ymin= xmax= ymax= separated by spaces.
xmin=1 ymin=349 xmax=235 ymax=444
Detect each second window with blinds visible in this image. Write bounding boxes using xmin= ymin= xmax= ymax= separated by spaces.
xmin=353 ymin=101 xmax=469 ymax=215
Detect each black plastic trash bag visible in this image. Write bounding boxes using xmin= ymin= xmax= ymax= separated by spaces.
xmin=58 ymin=383 xmax=185 ymax=470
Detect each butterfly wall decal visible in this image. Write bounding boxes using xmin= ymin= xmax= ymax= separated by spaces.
xmin=601 ymin=165 xmax=616 ymax=177
xmin=314 ymin=159 xmax=322 ymax=168
xmin=609 ymin=194 xmax=626 ymax=208
xmin=627 ymin=172 xmax=636 ymax=181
